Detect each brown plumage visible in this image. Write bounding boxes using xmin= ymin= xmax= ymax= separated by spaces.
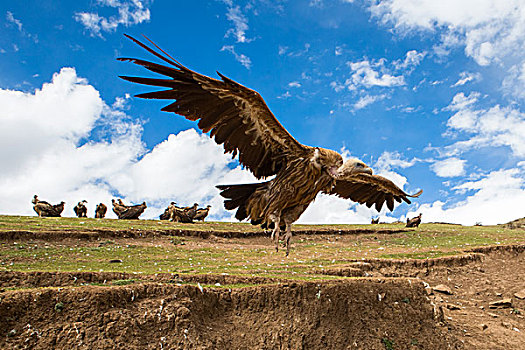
xmin=112 ymin=199 xmax=147 ymax=220
xmin=194 ymin=205 xmax=212 ymax=221
xmin=371 ymin=218 xmax=379 ymax=224
xmin=33 ymin=196 xmax=65 ymax=217
xmin=119 ymin=35 xmax=422 ymax=255
xmin=406 ymin=213 xmax=422 ymax=228
xmin=74 ymin=200 xmax=88 ymax=218
xmin=95 ymin=203 xmax=107 ymax=218
xmin=168 ymin=202 xmax=193 ymax=223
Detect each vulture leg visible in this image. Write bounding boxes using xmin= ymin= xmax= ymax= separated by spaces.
xmin=284 ymin=221 xmax=293 ymax=257
xmin=269 ymin=214 xmax=280 ymax=253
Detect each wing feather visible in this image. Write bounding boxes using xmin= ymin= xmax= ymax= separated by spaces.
xmin=326 ymin=173 xmax=422 ymax=212
xmin=119 ymin=35 xmax=307 ymax=178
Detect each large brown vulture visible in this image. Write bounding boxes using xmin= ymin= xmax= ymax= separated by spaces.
xmin=119 ymin=35 xmax=422 ymax=255
xmin=95 ymin=203 xmax=107 ymax=218
xmin=194 ymin=205 xmax=212 ymax=222
xmin=32 ymin=196 xmax=65 ymax=217
xmin=112 ymin=199 xmax=147 ymax=220
xmin=73 ymin=200 xmax=88 ymax=218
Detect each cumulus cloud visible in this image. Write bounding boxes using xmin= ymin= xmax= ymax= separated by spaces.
xmin=75 ymin=0 xmax=151 ymax=38
xmin=393 ymin=50 xmax=426 ymax=70
xmin=444 ymin=92 xmax=525 ymax=157
xmin=430 ymin=158 xmax=466 ymax=177
xmin=370 ymin=0 xmax=525 ymax=97
xmin=411 ymin=168 xmax=525 ymax=225
xmin=347 ymin=59 xmax=406 ymax=88
xmin=0 ymin=67 xmax=259 ymax=220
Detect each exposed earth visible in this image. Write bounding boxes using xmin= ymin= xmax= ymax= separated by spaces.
xmin=0 ymin=215 xmax=524 ymax=349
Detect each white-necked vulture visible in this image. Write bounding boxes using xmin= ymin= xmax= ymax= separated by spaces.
xmin=194 ymin=205 xmax=212 ymax=221
xmin=33 ymin=196 xmax=65 ymax=218
xmin=95 ymin=203 xmax=107 ymax=218
xmin=119 ymin=35 xmax=422 ymax=255
xmin=74 ymin=200 xmax=88 ymax=218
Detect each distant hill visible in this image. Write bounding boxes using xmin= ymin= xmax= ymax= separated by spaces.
xmin=503 ymin=217 xmax=525 ymax=229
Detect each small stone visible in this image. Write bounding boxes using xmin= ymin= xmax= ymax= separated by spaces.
xmin=433 ymin=284 xmax=453 ymax=295
xmin=496 ymin=292 xmax=502 ymax=297
xmin=514 ymin=289 xmax=525 ymax=300
xmin=489 ymin=298 xmax=512 ymax=309
xmin=487 ymin=312 xmax=499 ymax=318
xmin=501 ymin=322 xmax=512 ymax=329
xmin=446 ymin=304 xmax=461 ymax=310
xmin=109 ymin=259 xmax=122 ymax=263
xmin=479 ymin=324 xmax=488 ymax=331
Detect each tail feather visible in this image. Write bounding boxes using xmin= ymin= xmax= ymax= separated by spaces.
xmin=217 ymin=182 xmax=268 ymax=221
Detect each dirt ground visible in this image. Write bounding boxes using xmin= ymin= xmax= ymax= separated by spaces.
xmin=0 ymin=221 xmax=524 ymax=349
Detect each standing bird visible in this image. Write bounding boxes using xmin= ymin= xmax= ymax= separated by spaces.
xmin=95 ymin=203 xmax=107 ymax=218
xmin=74 ymin=200 xmax=88 ymax=218
xmin=33 ymin=196 xmax=65 ymax=217
xmin=119 ymin=35 xmax=422 ymax=255
xmin=194 ymin=205 xmax=212 ymax=222
xmin=406 ymin=213 xmax=422 ymax=228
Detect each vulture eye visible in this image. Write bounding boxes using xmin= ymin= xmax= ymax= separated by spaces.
xmin=356 ymin=163 xmax=364 ymax=168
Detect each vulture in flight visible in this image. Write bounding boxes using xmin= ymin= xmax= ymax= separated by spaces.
xmin=119 ymin=35 xmax=422 ymax=255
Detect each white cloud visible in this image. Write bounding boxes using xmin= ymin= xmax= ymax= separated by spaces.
xmin=0 ymin=66 xmax=424 ymax=225
xmin=288 ymin=81 xmax=301 ymax=88
xmin=451 ymin=71 xmax=481 ymax=87
xmin=353 ymin=94 xmax=386 ymax=110
xmin=220 ymin=45 xmax=252 ymax=69
xmin=223 ymin=1 xmax=253 ymax=43
xmin=430 ymin=158 xmax=466 ymax=177
xmin=5 ymin=11 xmax=38 ymax=43
xmin=370 ymin=0 xmax=525 ymax=97
xmin=393 ymin=50 xmax=426 ymax=70
xmin=346 ymin=59 xmax=405 ymax=89
xmin=0 ymin=67 xmax=258 ymax=221
xmin=445 ymin=92 xmax=525 ymax=157
xmin=6 ymin=11 xmax=23 ymax=31
xmin=75 ymin=0 xmax=151 ymax=38
xmin=412 ymin=168 xmax=525 ymax=225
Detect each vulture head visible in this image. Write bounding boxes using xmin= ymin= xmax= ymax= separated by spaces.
xmin=311 ymin=148 xmax=343 ymax=177
xmin=336 ymin=158 xmax=373 ymax=178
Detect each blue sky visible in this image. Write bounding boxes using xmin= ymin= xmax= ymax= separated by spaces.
xmin=1 ymin=0 xmax=524 ymax=224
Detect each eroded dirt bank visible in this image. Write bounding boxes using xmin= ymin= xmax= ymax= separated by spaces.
xmin=0 ymin=279 xmax=459 ymax=350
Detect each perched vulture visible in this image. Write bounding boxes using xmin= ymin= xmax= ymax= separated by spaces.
xmin=185 ymin=203 xmax=199 ymax=220
xmin=112 ymin=199 xmax=147 ymax=220
xmin=159 ymin=203 xmax=173 ymax=220
xmin=371 ymin=217 xmax=379 ymax=224
xmin=119 ymin=35 xmax=422 ymax=255
xmin=74 ymin=200 xmax=88 ymax=218
xmin=167 ymin=202 xmax=194 ymax=223
xmin=111 ymin=199 xmax=127 ymax=217
xmin=95 ymin=203 xmax=107 ymax=218
xmin=406 ymin=213 xmax=422 ymax=228
xmin=194 ymin=205 xmax=212 ymax=222
xmin=33 ymin=196 xmax=65 ymax=218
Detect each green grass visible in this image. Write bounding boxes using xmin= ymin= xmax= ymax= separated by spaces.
xmin=0 ymin=215 xmax=524 ymax=283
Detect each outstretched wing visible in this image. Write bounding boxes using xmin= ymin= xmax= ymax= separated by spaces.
xmin=327 ymin=173 xmax=422 ymax=212
xmin=118 ymin=35 xmax=308 ymax=179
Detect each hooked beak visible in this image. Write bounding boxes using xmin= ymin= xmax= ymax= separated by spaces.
xmin=328 ymin=166 xmax=340 ymax=178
